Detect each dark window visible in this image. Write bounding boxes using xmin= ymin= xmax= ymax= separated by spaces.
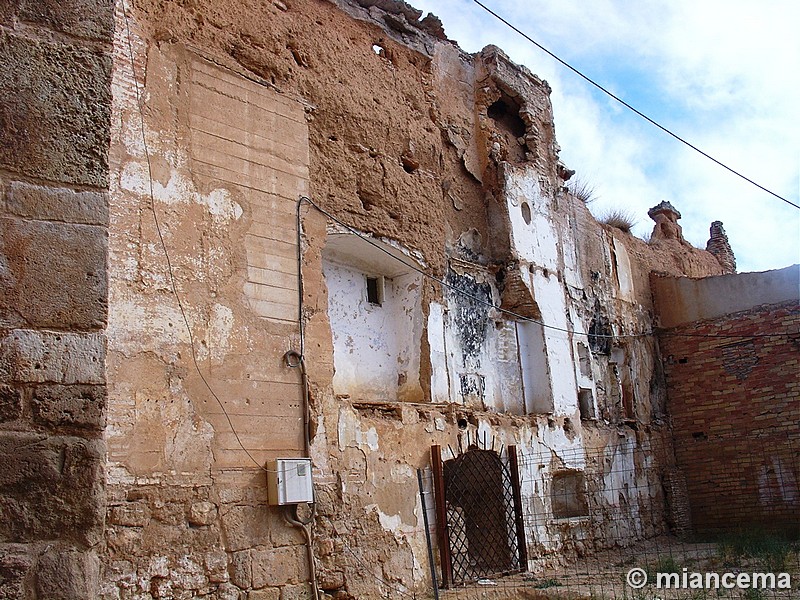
xmin=366 ymin=276 xmax=383 ymax=305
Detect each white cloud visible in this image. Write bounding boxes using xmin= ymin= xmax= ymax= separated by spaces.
xmin=412 ymin=0 xmax=800 ymax=272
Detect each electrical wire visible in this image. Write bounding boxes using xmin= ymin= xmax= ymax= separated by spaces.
xmin=121 ymin=0 xmax=279 ymax=473
xmin=298 ymin=197 xmax=793 ymax=341
xmin=472 ymin=0 xmax=799 ymax=211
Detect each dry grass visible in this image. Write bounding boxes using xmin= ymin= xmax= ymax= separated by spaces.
xmin=601 ymin=208 xmax=637 ymax=233
xmin=567 ymin=177 xmax=598 ymax=204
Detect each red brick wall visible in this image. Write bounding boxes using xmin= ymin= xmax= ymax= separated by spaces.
xmin=659 ymin=301 xmax=800 ymax=535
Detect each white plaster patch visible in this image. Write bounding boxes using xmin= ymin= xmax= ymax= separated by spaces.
xmin=201 ymin=303 xmax=235 ymax=363
xmin=119 ymin=162 xmax=242 ymax=222
xmin=337 ymin=407 xmax=379 ymax=452
xmin=193 ymin=188 xmax=243 ymax=221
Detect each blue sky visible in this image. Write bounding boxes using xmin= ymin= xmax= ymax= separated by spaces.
xmin=411 ymin=0 xmax=800 ymax=273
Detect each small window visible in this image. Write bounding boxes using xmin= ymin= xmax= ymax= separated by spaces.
xmin=578 ymin=388 xmax=595 ymax=420
xmin=366 ymin=276 xmax=384 ymax=306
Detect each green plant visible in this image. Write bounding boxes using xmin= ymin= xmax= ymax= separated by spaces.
xmin=717 ymin=531 xmax=793 ymax=571
xmin=532 ymin=577 xmax=563 ymax=589
xmin=601 ymin=209 xmax=637 ymax=233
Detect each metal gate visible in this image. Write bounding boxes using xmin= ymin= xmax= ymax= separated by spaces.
xmin=431 ymin=443 xmax=527 ymax=587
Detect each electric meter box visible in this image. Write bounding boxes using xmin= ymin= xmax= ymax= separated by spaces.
xmin=267 ymin=458 xmax=314 ymax=505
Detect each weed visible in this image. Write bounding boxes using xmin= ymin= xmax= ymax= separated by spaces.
xmin=601 ymin=209 xmax=637 ymax=233
xmin=532 ymin=577 xmax=563 ymax=589
xmin=717 ymin=531 xmax=794 ymax=571
xmin=567 ymin=176 xmax=598 ymax=204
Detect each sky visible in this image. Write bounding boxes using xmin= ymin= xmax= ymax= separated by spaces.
xmin=411 ymin=0 xmax=800 ymax=273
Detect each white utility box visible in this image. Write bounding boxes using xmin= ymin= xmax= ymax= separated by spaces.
xmin=267 ymin=458 xmax=314 ymax=505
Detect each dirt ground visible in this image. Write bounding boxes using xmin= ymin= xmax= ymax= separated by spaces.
xmin=434 ymin=536 xmax=800 ymax=600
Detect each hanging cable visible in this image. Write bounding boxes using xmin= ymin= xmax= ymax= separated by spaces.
xmin=298 ymin=196 xmax=792 ymax=341
xmin=472 ymin=0 xmax=799 ymax=210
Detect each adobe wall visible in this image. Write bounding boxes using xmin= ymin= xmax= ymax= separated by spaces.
xmin=102 ymin=0 xmax=730 ymax=597
xmin=0 ymin=0 xmax=113 ymax=597
xmin=653 ymin=264 xmax=799 ymax=328
xmin=655 ymin=269 xmax=800 ymax=534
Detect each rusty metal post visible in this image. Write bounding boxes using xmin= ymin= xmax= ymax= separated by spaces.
xmin=417 ymin=468 xmax=440 ymax=599
xmin=430 ymin=445 xmax=451 ymax=588
xmin=508 ymin=445 xmax=529 ymax=570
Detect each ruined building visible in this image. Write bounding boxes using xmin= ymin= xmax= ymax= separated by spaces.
xmin=1 ymin=0 xmax=798 ymax=598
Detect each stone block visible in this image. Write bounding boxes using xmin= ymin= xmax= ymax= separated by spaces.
xmin=189 ymin=501 xmax=218 ymax=526
xmin=15 ymin=0 xmax=115 ymax=41
xmin=216 ymin=582 xmax=243 ymax=600
xmin=269 ymin=508 xmax=304 ymax=547
xmin=280 ymin=583 xmax=313 ymax=600
xmin=31 ymin=384 xmax=106 ymax=431
xmin=0 ymin=384 xmax=22 ymax=422
xmin=0 ymin=31 xmax=111 ymax=187
xmin=229 ymin=550 xmax=251 ymax=589
xmin=0 ymin=546 xmax=33 ymax=599
xmin=35 ymin=546 xmax=99 ymax=600
xmin=108 ymin=501 xmax=150 ymax=527
xmin=205 ymin=550 xmax=229 ymax=583
xmin=0 ymin=433 xmax=104 ymax=545
xmin=5 ymin=181 xmax=109 ymax=225
xmin=220 ymin=505 xmax=272 ymax=552
xmin=0 ymin=330 xmax=105 ymax=384
xmin=252 ymin=545 xmax=307 ymax=588
xmin=249 ymin=588 xmax=281 ymax=600
xmin=0 ymin=218 xmax=107 ymax=330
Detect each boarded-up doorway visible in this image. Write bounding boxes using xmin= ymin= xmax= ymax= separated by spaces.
xmin=431 ymin=444 xmax=527 ymax=586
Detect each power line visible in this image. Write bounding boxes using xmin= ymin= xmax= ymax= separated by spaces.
xmin=299 ymin=197 xmax=792 ymax=341
xmin=121 ymin=0 xmax=280 ymax=473
xmin=472 ymin=0 xmax=800 ymax=211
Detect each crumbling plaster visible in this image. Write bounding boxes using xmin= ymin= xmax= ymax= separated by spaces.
xmin=96 ymin=0 xmax=733 ymax=597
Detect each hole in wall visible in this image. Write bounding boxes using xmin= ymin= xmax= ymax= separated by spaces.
xmin=457 ymin=417 xmax=468 ymax=430
xmin=401 ymin=154 xmax=419 ymax=174
xmin=520 ymin=201 xmax=531 ymax=224
xmin=487 ymin=98 xmax=527 ymax=138
xmin=578 ymin=388 xmax=595 ymax=420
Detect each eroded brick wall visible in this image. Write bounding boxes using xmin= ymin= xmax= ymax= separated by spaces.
xmin=0 ymin=1 xmax=113 ymax=597
xmin=660 ymin=301 xmax=800 ymax=534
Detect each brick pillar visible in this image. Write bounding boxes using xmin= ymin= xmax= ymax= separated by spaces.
xmin=0 ymin=1 xmax=113 ymax=597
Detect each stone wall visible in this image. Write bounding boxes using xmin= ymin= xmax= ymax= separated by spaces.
xmin=0 ymin=0 xmax=113 ymax=597
xmin=0 ymin=0 xmax=741 ymax=594
xmin=656 ymin=270 xmax=800 ymax=534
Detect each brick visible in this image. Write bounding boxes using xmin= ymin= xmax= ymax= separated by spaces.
xmin=0 ymin=218 xmax=107 ymax=329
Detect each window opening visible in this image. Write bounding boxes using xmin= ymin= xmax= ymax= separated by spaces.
xmin=366 ymin=275 xmax=384 ymax=306
xmin=578 ymin=388 xmax=595 ymax=420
